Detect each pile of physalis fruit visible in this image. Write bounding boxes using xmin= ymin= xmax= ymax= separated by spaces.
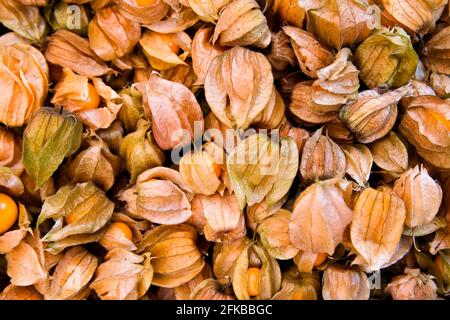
xmin=0 ymin=0 xmax=449 ymax=300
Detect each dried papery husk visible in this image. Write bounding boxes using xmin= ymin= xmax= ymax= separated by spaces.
xmin=188 ymin=0 xmax=232 ymax=22
xmin=118 ymin=87 xmax=144 ymax=132
xmin=375 ymin=0 xmax=447 ymax=37
xmin=191 ymin=27 xmax=225 ymax=86
xmin=282 ymin=26 xmax=333 ymax=79
xmin=97 ymin=120 xmax=124 ymax=154
xmin=44 ymin=2 xmax=90 ymax=36
xmin=45 ymin=30 xmax=115 ymax=77
xmin=0 ymin=32 xmax=31 ymax=47
xmin=341 ymin=144 xmax=373 ymax=187
xmin=293 ymin=251 xmax=329 ymax=274
xmin=136 ymin=73 xmax=204 ymax=150
xmin=5 ymin=231 xmax=47 ymax=287
xmin=232 ymin=242 xmax=281 ymax=300
xmin=191 ymin=192 xmax=246 ymax=243
xmin=53 ymin=69 xmax=123 ymax=130
xmin=205 ymin=46 xmax=274 ymax=129
xmin=369 ymin=131 xmax=408 ymax=180
xmin=257 ymin=209 xmax=298 ymax=260
xmin=251 ymin=87 xmax=286 ymax=129
xmin=246 ymin=195 xmax=286 ymax=231
xmin=137 ymin=224 xmax=205 ymax=288
xmin=0 ymin=127 xmax=23 ymax=176
xmin=0 ymin=0 xmax=47 ymax=43
xmin=271 ymin=269 xmax=321 ymax=300
xmin=226 ymin=133 xmax=298 ymax=210
xmin=340 ymin=85 xmax=412 ymax=143
xmin=119 ymin=119 xmax=165 ymax=184
xmin=399 ymin=95 xmax=450 ymax=169
xmin=160 ymin=64 xmax=197 ymax=90
xmin=179 ymin=147 xmax=224 ymax=196
xmin=99 ymin=220 xmax=137 ymax=252
xmin=212 ymin=0 xmax=271 ymax=48
xmin=385 ymin=268 xmax=438 ymax=300
xmin=136 ymin=167 xmax=193 ymax=225
xmin=139 ymin=31 xmax=191 ymax=71
xmin=0 ymin=203 xmax=30 ymax=254
xmin=212 ymin=237 xmax=250 ymax=279
xmin=267 ymin=30 xmax=296 ymax=71
xmin=350 ymin=187 xmax=406 ymax=271
xmin=354 ymin=27 xmax=418 ymax=88
xmin=300 ymin=127 xmax=346 ymax=185
xmin=279 ymin=122 xmax=310 ymax=155
xmin=90 ymin=248 xmax=153 ymax=300
xmin=88 ymin=6 xmax=141 ymax=61
xmin=324 ymin=119 xmax=355 ymax=145
xmin=23 ymin=107 xmax=83 ymax=188
xmin=0 ymin=285 xmax=43 ymax=300
xmin=190 ymin=279 xmax=235 ymax=300
xmin=203 ymin=112 xmax=240 ymax=154
xmin=143 ymin=8 xmax=200 ymax=33
xmin=173 ymin=264 xmax=212 ymax=300
xmin=289 ymin=179 xmax=353 ymax=255
xmin=37 ymin=182 xmax=114 ymax=242
xmin=44 ymin=246 xmax=98 ymax=300
xmin=322 ymin=265 xmax=370 ymax=300
xmin=429 ymin=73 xmax=450 ymax=98
xmin=300 ymin=0 xmax=374 ymax=49
xmin=393 ymin=165 xmax=443 ymax=230
xmin=0 ymin=167 xmax=23 ymax=197
xmin=68 ymin=135 xmax=121 ymax=191
xmin=423 ymin=25 xmax=450 ymax=75
xmin=0 ymin=43 xmax=49 ymax=127
xmin=117 ymin=0 xmax=169 ymax=24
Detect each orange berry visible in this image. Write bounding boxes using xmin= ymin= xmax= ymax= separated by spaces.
xmin=247 ymin=267 xmax=261 ymax=297
xmin=109 ymin=222 xmax=133 ymax=240
xmin=212 ymin=162 xmax=221 ymax=177
xmin=0 ymin=193 xmax=18 ymax=234
xmin=78 ymin=83 xmax=100 ymax=111
xmin=136 ymin=0 xmax=157 ymax=6
xmin=158 ymin=34 xmax=180 ymax=55
xmin=314 ymin=253 xmax=328 ymax=267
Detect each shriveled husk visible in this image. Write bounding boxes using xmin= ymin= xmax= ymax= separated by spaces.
xmin=0 ymin=126 xmax=23 ymax=176
xmin=90 ymin=248 xmax=153 ymax=300
xmin=212 ymin=236 xmax=251 ymax=279
xmin=341 ymin=144 xmax=373 ymax=187
xmin=117 ymin=87 xmax=144 ymax=132
xmin=385 ymin=268 xmax=438 ymax=300
xmin=119 ymin=119 xmax=165 ymax=184
xmin=191 ymin=279 xmax=235 ymax=300
xmin=267 ymin=30 xmax=297 ymax=72
xmin=137 ymin=224 xmax=205 ymax=288
xmin=423 ymin=25 xmax=450 ymax=75
xmin=299 ymin=127 xmax=346 ymax=185
xmin=271 ymin=268 xmax=321 ymax=300
xmin=117 ymin=0 xmax=169 ymax=24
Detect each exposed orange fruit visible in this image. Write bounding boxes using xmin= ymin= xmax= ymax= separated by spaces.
xmin=109 ymin=222 xmax=133 ymax=240
xmin=136 ymin=0 xmax=158 ymax=6
xmin=0 ymin=193 xmax=18 ymax=234
xmin=78 ymin=83 xmax=100 ymax=111
xmin=159 ymin=34 xmax=180 ymax=55
xmin=314 ymin=253 xmax=328 ymax=267
xmin=247 ymin=267 xmax=261 ymax=297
